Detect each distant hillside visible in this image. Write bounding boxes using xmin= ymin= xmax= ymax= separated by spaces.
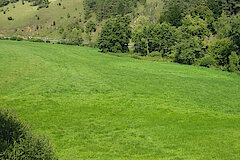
xmin=0 ymin=0 xmax=49 ymax=8
xmin=0 ymin=0 xmax=85 ymax=38
xmin=0 ymin=0 xmax=163 ymax=42
xmin=83 ymin=0 xmax=146 ymax=21
xmin=1 ymin=0 xmax=238 ymax=44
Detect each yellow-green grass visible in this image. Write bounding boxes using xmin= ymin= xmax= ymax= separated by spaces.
xmin=0 ymin=0 xmax=84 ymax=37
xmin=0 ymin=40 xmax=240 ymax=159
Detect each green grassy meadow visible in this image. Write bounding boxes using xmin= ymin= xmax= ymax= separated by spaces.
xmin=0 ymin=40 xmax=240 ymax=159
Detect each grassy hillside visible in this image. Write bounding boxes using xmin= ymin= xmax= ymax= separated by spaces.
xmin=0 ymin=0 xmax=85 ymax=37
xmin=0 ymin=0 xmax=163 ymax=42
xmin=0 ymin=40 xmax=240 ymax=159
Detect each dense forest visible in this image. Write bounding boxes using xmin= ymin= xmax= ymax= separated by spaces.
xmin=83 ymin=0 xmax=146 ymax=21
xmin=98 ymin=0 xmax=240 ymax=72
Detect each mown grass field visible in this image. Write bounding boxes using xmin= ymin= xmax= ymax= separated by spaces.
xmin=0 ymin=40 xmax=240 ymax=159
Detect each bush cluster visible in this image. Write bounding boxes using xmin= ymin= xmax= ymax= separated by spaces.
xmin=28 ymin=38 xmax=45 ymax=42
xmin=9 ymin=37 xmax=23 ymax=41
xmin=0 ymin=108 xmax=57 ymax=159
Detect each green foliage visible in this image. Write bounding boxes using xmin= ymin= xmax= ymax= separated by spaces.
xmin=163 ymin=0 xmax=240 ymax=26
xmin=206 ymin=0 xmax=240 ymax=17
xmin=231 ymin=15 xmax=240 ymax=52
xmin=130 ymin=0 xmax=240 ymax=71
xmin=132 ymin=16 xmax=149 ymax=55
xmin=16 ymin=37 xmax=23 ymax=41
xmin=190 ymin=5 xmax=214 ymax=31
xmin=98 ymin=15 xmax=131 ymax=53
xmin=83 ymin=0 xmax=146 ymax=21
xmin=148 ymin=51 xmax=163 ymax=58
xmin=199 ymin=54 xmax=216 ymax=68
xmin=58 ymin=27 xmax=64 ymax=34
xmin=28 ymin=38 xmax=44 ymax=42
xmin=7 ymin=16 xmax=13 ymax=20
xmin=85 ymin=20 xmax=96 ymax=44
xmin=85 ymin=20 xmax=96 ymax=34
xmin=181 ymin=15 xmax=210 ymax=39
xmin=213 ymin=14 xmax=240 ymax=53
xmin=28 ymin=0 xmax=49 ymax=9
xmin=69 ymin=28 xmax=83 ymax=44
xmin=132 ymin=18 xmax=178 ymax=56
xmin=213 ymin=12 xmax=232 ymax=39
xmin=67 ymin=13 xmax=70 ymax=18
xmin=138 ymin=38 xmax=148 ymax=56
xmin=222 ymin=0 xmax=240 ymax=15
xmin=207 ymin=0 xmax=225 ymax=18
xmin=174 ymin=37 xmax=203 ymax=65
xmin=0 ymin=109 xmax=56 ymax=159
xmin=163 ymin=0 xmax=208 ymax=26
xmin=207 ymin=38 xmax=236 ymax=67
xmin=0 ymin=109 xmax=26 ymax=153
xmin=190 ymin=5 xmax=214 ymax=23
xmin=162 ymin=0 xmax=183 ymax=26
xmin=229 ymin=51 xmax=239 ymax=72
xmin=149 ymin=22 xmax=178 ymax=55
xmin=206 ymin=0 xmax=240 ymax=18
xmin=171 ymin=15 xmax=209 ymax=65
xmin=9 ymin=36 xmax=22 ymax=41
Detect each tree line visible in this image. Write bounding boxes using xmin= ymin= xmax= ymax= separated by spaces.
xmin=98 ymin=0 xmax=240 ymax=72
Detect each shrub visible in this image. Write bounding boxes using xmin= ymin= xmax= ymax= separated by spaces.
xmin=199 ymin=54 xmax=216 ymax=68
xmin=231 ymin=15 xmax=240 ymax=52
xmin=10 ymin=37 xmax=17 ymax=40
xmin=16 ymin=37 xmax=23 ymax=41
xmin=174 ymin=37 xmax=203 ymax=65
xmin=8 ymin=16 xmax=13 ymax=20
xmin=0 ymin=109 xmax=57 ymax=159
xmin=149 ymin=51 xmax=163 ymax=58
xmin=57 ymin=40 xmax=81 ymax=46
xmin=59 ymin=27 xmax=64 ymax=34
xmin=229 ymin=52 xmax=239 ymax=72
xmin=29 ymin=38 xmax=44 ymax=43
xmin=207 ymin=38 xmax=236 ymax=67
xmin=67 ymin=13 xmax=70 ymax=18
xmin=137 ymin=38 xmax=148 ymax=56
